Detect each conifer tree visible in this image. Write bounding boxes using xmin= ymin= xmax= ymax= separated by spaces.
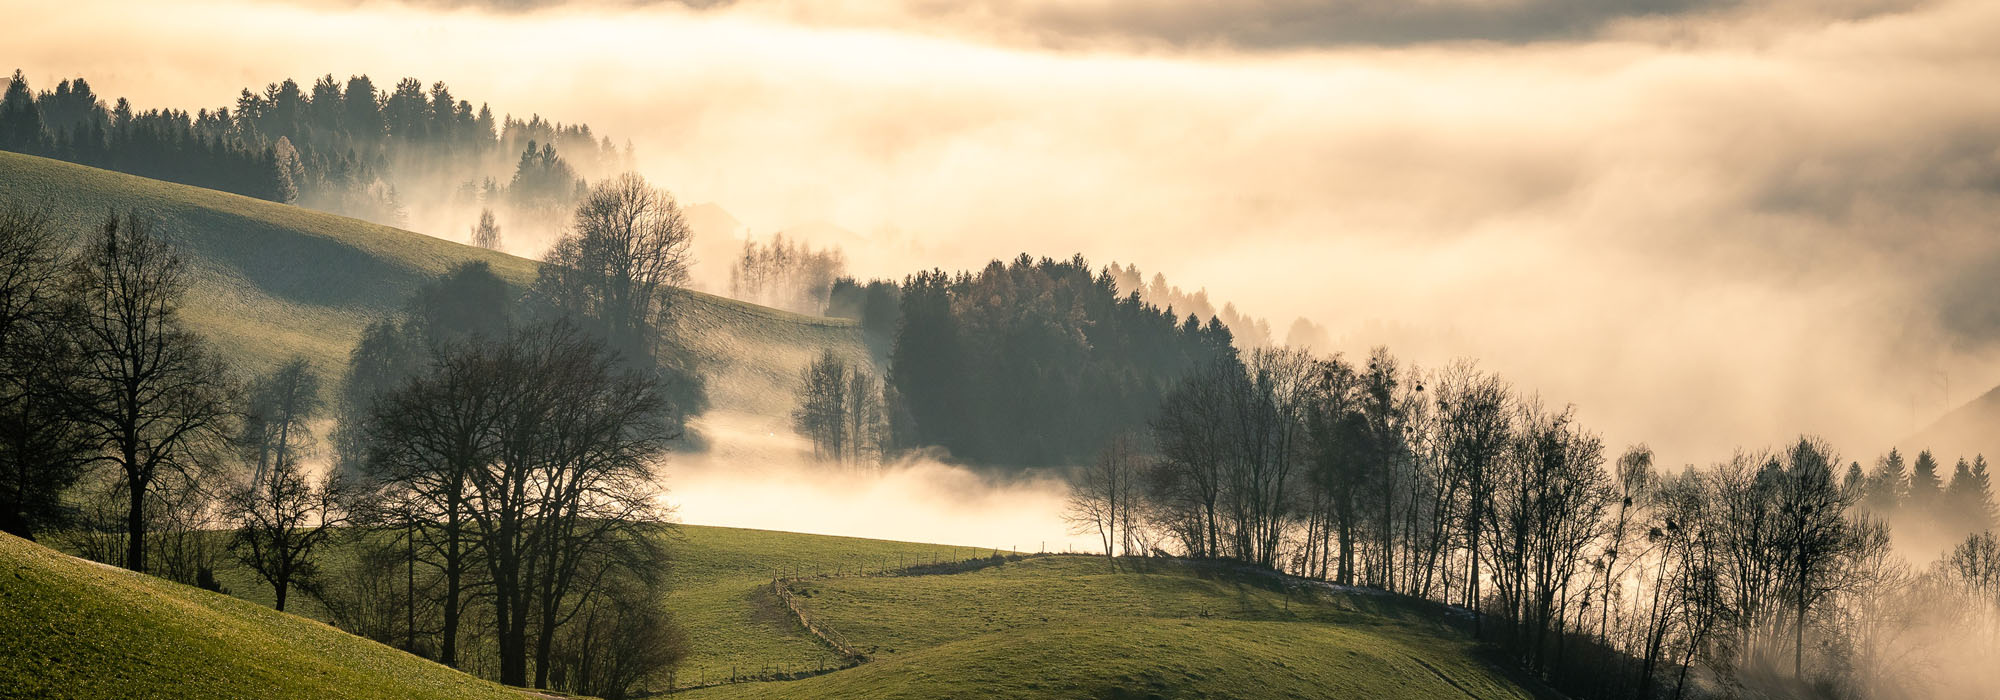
xmin=1947 ymin=457 xmax=1985 ymax=533
xmin=1968 ymin=455 xmax=1996 ymax=533
xmin=0 ymin=71 xmax=44 ymax=152
xmin=1866 ymin=448 xmax=1908 ymax=513
xmin=1911 ymin=450 xmax=1944 ymax=508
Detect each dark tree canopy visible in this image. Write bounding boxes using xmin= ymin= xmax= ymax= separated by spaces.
xmin=884 ymin=254 xmax=1237 ymax=468
xmin=0 ymin=205 xmax=91 ymax=539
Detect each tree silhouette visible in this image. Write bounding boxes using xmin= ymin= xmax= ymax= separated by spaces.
xmin=67 ymin=213 xmax=234 ymax=573
xmin=1911 ymin=450 xmax=1944 ymax=508
xmin=0 ymin=205 xmax=90 ymax=539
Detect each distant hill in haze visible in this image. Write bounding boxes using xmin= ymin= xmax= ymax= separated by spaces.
xmin=1905 ymin=382 xmax=2000 ymax=462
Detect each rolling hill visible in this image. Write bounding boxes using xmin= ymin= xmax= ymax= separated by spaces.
xmin=0 ymin=150 xmax=874 ymax=427
xmin=31 ymin=522 xmax=1544 ymax=699
xmin=677 ymin=553 xmax=1545 ymax=699
xmin=1905 ymin=382 xmax=2000 ymax=463
xmin=0 ymin=151 xmax=1543 ymax=699
xmin=186 ymin=524 xmax=1001 ymax=688
xmin=0 ymin=533 xmax=534 ymax=700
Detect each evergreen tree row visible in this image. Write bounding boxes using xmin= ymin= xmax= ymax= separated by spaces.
xmin=855 ymin=254 xmax=1239 ymax=468
xmin=0 ymin=70 xmax=627 ymax=231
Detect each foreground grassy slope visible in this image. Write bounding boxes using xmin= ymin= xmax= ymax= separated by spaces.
xmin=685 ymin=555 xmax=1542 ymax=700
xmin=0 ymin=150 xmax=870 ymax=417
xmin=36 ymin=523 xmax=1536 ymax=699
xmin=0 ymin=533 xmax=530 ymax=700
xmin=178 ymin=523 xmax=996 ymax=685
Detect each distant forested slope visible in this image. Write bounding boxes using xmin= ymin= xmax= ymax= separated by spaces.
xmin=0 ymin=69 xmax=625 ymax=236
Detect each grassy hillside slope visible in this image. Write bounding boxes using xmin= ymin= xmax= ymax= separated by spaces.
xmin=0 ymin=150 xmax=870 ymax=420
xmin=683 ymin=555 xmax=1542 ymax=699
xmin=0 ymin=533 xmax=532 ymax=700
xmin=183 ymin=524 xmax=998 ymax=688
xmin=661 ymin=526 xmax=997 ymax=678
xmin=172 ymin=524 xmax=1538 ymax=699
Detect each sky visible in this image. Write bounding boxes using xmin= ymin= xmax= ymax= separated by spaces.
xmin=7 ymin=0 xmax=2000 ymax=468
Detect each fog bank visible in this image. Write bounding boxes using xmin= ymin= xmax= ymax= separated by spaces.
xmin=670 ymin=411 xmax=1091 ymax=551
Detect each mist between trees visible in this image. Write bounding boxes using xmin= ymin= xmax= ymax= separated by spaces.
xmin=778 ymin=246 xmax=2000 ymax=698
xmin=731 ymin=234 xmax=846 ymax=316
xmin=0 ymin=170 xmax=703 ymax=698
xmin=0 ymin=69 xmax=631 ymax=256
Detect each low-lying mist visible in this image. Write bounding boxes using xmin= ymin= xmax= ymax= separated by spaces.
xmin=669 ymin=410 xmax=1091 ymax=552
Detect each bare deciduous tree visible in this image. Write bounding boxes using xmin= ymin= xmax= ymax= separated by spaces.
xmin=225 ymin=455 xmax=350 ymax=611
xmin=241 ymin=357 xmax=321 ymax=489
xmin=67 ymin=213 xmax=234 ymax=573
xmin=535 ymin=172 xmax=691 ymax=360
xmin=226 ymin=358 xmax=338 ymax=611
xmin=470 ymin=207 xmax=501 ymax=250
xmin=1151 ymin=357 xmax=1238 ymax=559
xmin=792 ymin=349 xmax=885 ymax=465
xmin=1066 ymin=434 xmax=1143 ymax=569
xmin=366 ymin=339 xmax=506 ymax=667
xmin=1771 ymin=436 xmax=1856 ymax=677
xmin=1434 ymin=361 xmax=1511 ymax=634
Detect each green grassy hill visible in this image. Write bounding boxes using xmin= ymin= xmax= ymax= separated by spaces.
xmin=181 ymin=524 xmax=997 ymax=688
xmin=681 ymin=554 xmax=1543 ymax=699
xmin=173 ymin=524 xmax=1541 ymax=699
xmin=659 ymin=526 xmax=996 ymax=678
xmin=0 ymin=533 xmax=535 ymax=700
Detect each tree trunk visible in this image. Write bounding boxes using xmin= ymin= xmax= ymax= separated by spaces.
xmin=1378 ymin=503 xmax=1395 ymax=592
xmin=1336 ymin=512 xmax=1355 ymax=585
xmin=124 ymin=468 xmax=146 ymax=572
xmin=497 ymin=593 xmax=526 ymax=686
xmin=406 ymin=521 xmax=416 ymax=653
xmin=534 ymin=592 xmax=560 ymax=689
xmin=1468 ymin=510 xmax=1482 ymax=636
xmin=442 ymin=538 xmax=461 ymax=667
xmin=1793 ymin=601 xmax=1806 ymax=678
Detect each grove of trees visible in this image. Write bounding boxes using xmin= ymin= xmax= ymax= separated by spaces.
xmin=863 ymin=254 xmax=1239 ymax=467
xmin=730 ymin=234 xmax=845 ymax=316
xmin=1066 ymin=340 xmax=2000 ymax=699
xmin=791 ymin=349 xmax=887 ymax=466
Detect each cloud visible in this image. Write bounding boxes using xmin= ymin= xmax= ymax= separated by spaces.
xmin=277 ymin=0 xmax=1937 ymax=49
